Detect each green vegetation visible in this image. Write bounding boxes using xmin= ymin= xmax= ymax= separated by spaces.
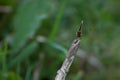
xmin=0 ymin=0 xmax=120 ymax=80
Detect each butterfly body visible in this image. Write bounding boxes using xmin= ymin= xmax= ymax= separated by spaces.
xmin=76 ymin=20 xmax=83 ymax=38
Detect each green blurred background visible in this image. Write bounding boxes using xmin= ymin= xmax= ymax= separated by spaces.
xmin=0 ymin=0 xmax=120 ymax=80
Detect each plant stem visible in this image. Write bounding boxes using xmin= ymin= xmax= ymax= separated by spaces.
xmin=55 ymin=39 xmax=80 ymax=80
xmin=49 ymin=0 xmax=67 ymax=41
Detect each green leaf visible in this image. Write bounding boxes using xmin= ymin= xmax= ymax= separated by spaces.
xmin=13 ymin=0 xmax=50 ymax=50
xmin=25 ymin=64 xmax=34 ymax=80
xmin=0 ymin=41 xmax=8 ymax=77
xmin=8 ymin=71 xmax=22 ymax=80
xmin=72 ymin=71 xmax=83 ymax=80
xmin=46 ymin=40 xmax=67 ymax=54
xmin=0 ymin=0 xmax=14 ymax=5
xmin=8 ymin=41 xmax=38 ymax=68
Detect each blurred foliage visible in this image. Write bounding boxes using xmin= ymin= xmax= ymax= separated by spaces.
xmin=0 ymin=0 xmax=120 ymax=80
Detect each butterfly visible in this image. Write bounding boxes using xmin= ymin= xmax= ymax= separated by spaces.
xmin=76 ymin=20 xmax=83 ymax=38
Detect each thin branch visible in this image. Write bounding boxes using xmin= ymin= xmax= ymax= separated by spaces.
xmin=55 ymin=20 xmax=83 ymax=80
xmin=55 ymin=39 xmax=80 ymax=80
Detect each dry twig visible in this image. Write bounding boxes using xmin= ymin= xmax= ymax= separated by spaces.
xmin=55 ymin=21 xmax=83 ymax=80
xmin=55 ymin=39 xmax=80 ymax=80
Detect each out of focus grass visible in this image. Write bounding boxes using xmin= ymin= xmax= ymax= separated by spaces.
xmin=0 ymin=0 xmax=120 ymax=80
